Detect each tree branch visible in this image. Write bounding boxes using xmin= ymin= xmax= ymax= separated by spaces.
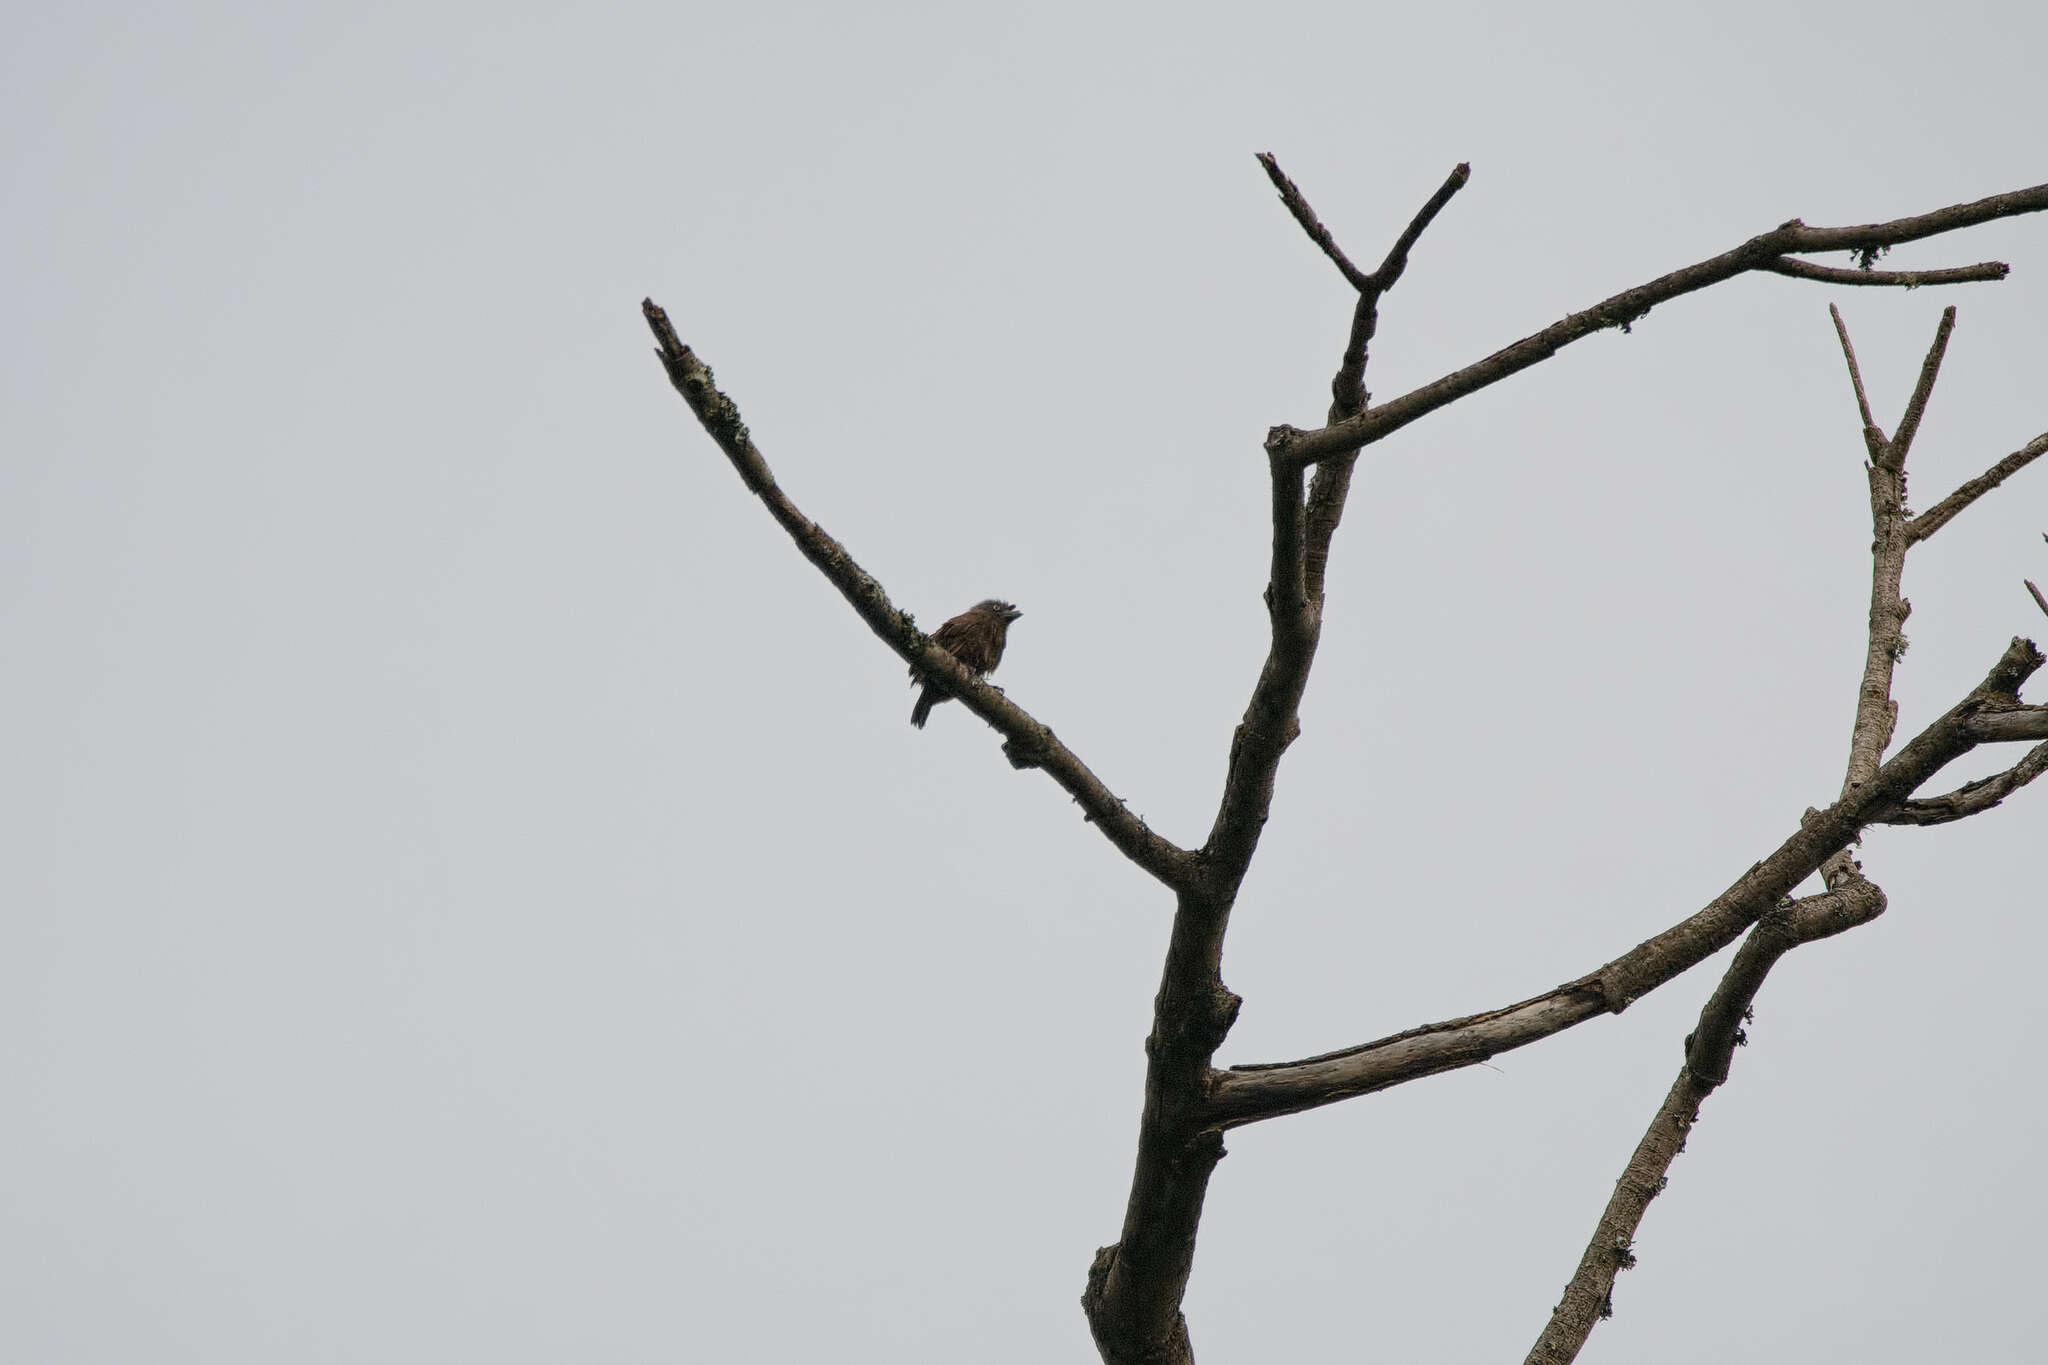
xmin=1254 ymin=153 xmax=1373 ymax=292
xmin=1300 ymin=162 xmax=1472 ymax=605
xmin=1205 ymin=163 xmax=1471 ymax=890
xmin=1206 ymin=639 xmax=2041 ymax=1129
xmin=1528 ymin=290 xmax=2029 ymax=1354
xmin=1889 ymin=306 xmax=1956 ymax=463
xmin=1525 ymin=851 xmax=1885 ymax=1365
xmin=1764 ymin=257 xmax=2007 ymax=288
xmin=1828 ymin=303 xmax=1881 ymax=443
xmin=1268 ymin=182 xmax=2048 ymax=468
xmin=1083 ymin=165 xmax=1468 ymax=1365
xmin=1837 ymin=309 xmax=1957 ymax=791
xmin=1367 ymin=163 xmax=1474 ymax=293
xmin=640 ymin=300 xmax=1196 ymax=889
xmin=1871 ymin=740 xmax=2048 ymax=824
xmin=1907 ymin=433 xmax=2048 ymax=543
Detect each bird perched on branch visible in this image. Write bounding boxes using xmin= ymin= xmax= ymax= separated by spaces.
xmin=911 ymin=598 xmax=1022 ymax=728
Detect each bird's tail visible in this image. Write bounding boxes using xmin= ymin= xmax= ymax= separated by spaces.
xmin=910 ymin=686 xmax=937 ymax=728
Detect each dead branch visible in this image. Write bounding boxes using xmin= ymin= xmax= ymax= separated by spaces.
xmin=647 ymin=169 xmax=2048 ymax=1365
xmin=639 ymin=300 xmax=1195 ymax=889
xmin=1763 ymin=258 xmax=2007 ymax=287
xmin=1873 ymin=741 xmax=2048 ymax=824
xmin=1834 ymin=309 xmax=1932 ymax=785
xmin=1254 ymin=153 xmax=1374 ymax=292
xmin=1524 ymin=852 xmax=1885 ymax=1365
xmin=1889 ymin=306 xmax=1957 ymax=461
xmin=1828 ymin=303 xmax=1881 ymax=443
xmin=1907 ymin=433 xmax=2048 ymax=542
xmin=1084 ymin=163 xmax=1468 ymax=1365
xmin=1207 ymin=636 xmax=2041 ymax=1129
xmin=1522 ymin=299 xmax=2036 ymax=1365
xmin=1269 ymin=183 xmax=2048 ymax=468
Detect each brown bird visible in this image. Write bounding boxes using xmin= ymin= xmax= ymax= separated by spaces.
xmin=910 ymin=598 xmax=1022 ymax=728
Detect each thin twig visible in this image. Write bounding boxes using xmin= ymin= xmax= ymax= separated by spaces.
xmin=1871 ymin=741 xmax=2048 ymax=824
xmin=1367 ymin=162 xmax=1472 ymax=291
xmin=2030 ymin=579 xmax=2048 ymax=618
xmin=1827 ymin=303 xmax=1881 ymax=441
xmin=1764 ymin=257 xmax=2006 ymax=287
xmin=1890 ymin=307 xmax=1957 ymax=462
xmin=1254 ymin=153 xmax=1373 ymax=291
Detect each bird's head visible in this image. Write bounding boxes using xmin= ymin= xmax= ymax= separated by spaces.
xmin=978 ymin=599 xmax=1022 ymax=624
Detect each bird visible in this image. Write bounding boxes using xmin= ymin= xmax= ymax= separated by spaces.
xmin=910 ymin=598 xmax=1022 ymax=728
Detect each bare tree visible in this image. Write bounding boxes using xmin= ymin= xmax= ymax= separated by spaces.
xmin=641 ymin=164 xmax=2048 ymax=1365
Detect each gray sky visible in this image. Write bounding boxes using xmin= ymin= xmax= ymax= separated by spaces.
xmin=6 ymin=2 xmax=2045 ymax=1361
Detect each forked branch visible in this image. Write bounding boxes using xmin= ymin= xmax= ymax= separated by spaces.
xmin=1524 ymin=851 xmax=1885 ymax=1365
xmin=1763 ymin=258 xmax=2007 ymax=287
xmin=1525 ymin=300 xmax=2044 ymax=1364
xmin=1833 ymin=306 xmax=1956 ymax=790
xmin=1269 ymin=183 xmax=2048 ymax=467
xmin=1085 ymin=163 xmax=1468 ymax=1365
xmin=1828 ymin=303 xmax=1880 ymax=441
xmin=1207 ymin=160 xmax=1470 ymax=887
xmin=1208 ymin=637 xmax=2043 ymax=1129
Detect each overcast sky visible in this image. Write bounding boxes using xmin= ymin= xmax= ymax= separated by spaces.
xmin=6 ymin=2 xmax=2046 ymax=1362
